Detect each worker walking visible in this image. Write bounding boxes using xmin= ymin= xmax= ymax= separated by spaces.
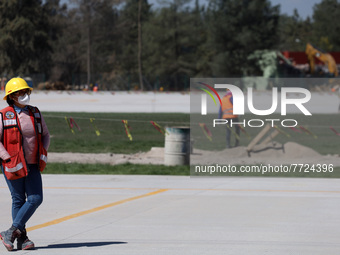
xmin=218 ymin=89 xmax=240 ymax=148
xmin=0 ymin=78 xmax=50 ymax=251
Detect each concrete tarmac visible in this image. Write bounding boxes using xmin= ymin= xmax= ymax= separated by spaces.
xmin=1 ymin=175 xmax=340 ymax=254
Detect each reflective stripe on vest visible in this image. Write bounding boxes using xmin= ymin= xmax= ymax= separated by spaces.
xmin=3 ymin=119 xmax=17 ymax=126
xmin=223 ymin=107 xmax=233 ymax=115
xmin=5 ymin=163 xmax=24 ymax=173
xmin=34 ymin=112 xmax=41 ymax=118
xmin=40 ymin=154 xmax=47 ymax=163
xmin=37 ymin=123 xmax=42 ymax=133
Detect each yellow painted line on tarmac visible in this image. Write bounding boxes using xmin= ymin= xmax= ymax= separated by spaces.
xmin=27 ymin=188 xmax=168 ymax=232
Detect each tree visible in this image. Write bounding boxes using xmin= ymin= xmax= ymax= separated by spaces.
xmin=69 ymin=0 xmax=122 ymax=87
xmin=143 ymin=0 xmax=200 ymax=90
xmin=113 ymin=0 xmax=151 ymax=90
xmin=88 ymin=0 xmax=121 ymax=89
xmin=138 ymin=0 xmax=144 ymax=90
xmin=70 ymin=0 xmax=97 ymax=86
xmin=44 ymin=0 xmax=78 ymax=84
xmin=204 ymin=0 xmax=279 ymax=76
xmin=312 ymin=0 xmax=340 ymax=51
xmin=277 ymin=10 xmax=313 ymax=51
xmin=0 ymin=0 xmax=52 ymax=77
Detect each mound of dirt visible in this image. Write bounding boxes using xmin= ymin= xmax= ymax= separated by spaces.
xmin=281 ymin=142 xmax=321 ymax=158
xmin=48 ymin=147 xmax=165 ymax=166
xmin=48 ymin=142 xmax=340 ymax=167
xmin=191 ymin=142 xmax=339 ymax=166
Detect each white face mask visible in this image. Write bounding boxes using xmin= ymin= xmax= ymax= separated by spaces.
xmin=17 ymin=94 xmax=30 ymax=105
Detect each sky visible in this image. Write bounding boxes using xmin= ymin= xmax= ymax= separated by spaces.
xmin=269 ymin=0 xmax=323 ymax=19
xmin=60 ymin=0 xmax=324 ymax=20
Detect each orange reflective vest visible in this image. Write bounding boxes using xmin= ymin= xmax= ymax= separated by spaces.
xmin=221 ymin=94 xmax=237 ymax=119
xmin=0 ymin=106 xmax=47 ymax=180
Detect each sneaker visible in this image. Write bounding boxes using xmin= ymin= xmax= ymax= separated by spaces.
xmin=17 ymin=229 xmax=35 ymax=250
xmin=0 ymin=226 xmax=21 ymax=251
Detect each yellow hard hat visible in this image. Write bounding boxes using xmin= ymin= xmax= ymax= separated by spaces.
xmin=3 ymin=78 xmax=33 ymax=100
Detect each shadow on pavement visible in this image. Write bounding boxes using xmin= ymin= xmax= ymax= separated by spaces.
xmin=35 ymin=241 xmax=127 ymax=249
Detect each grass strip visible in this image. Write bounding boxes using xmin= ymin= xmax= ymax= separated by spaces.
xmin=44 ymin=162 xmax=190 ymax=175
xmin=44 ymin=112 xmax=189 ymax=154
xmin=42 ymin=163 xmax=340 ymax=178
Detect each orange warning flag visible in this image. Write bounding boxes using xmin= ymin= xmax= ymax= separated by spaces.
xmin=150 ymin=121 xmax=168 ymax=135
xmin=199 ymin=123 xmax=212 ymax=141
xmin=90 ymin=118 xmax=101 ymax=136
xmin=330 ymin=126 xmax=340 ymax=136
xmin=299 ymin=126 xmax=317 ymax=139
xmin=239 ymin=125 xmax=251 ymax=139
xmin=65 ymin=117 xmax=75 ymax=134
xmin=122 ymin=120 xmax=133 ymax=141
xmin=69 ymin=117 xmax=81 ymax=131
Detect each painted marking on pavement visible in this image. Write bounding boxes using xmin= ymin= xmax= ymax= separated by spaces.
xmin=27 ymin=188 xmax=168 ymax=232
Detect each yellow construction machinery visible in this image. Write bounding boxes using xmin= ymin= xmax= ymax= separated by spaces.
xmin=305 ymin=43 xmax=338 ymax=77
